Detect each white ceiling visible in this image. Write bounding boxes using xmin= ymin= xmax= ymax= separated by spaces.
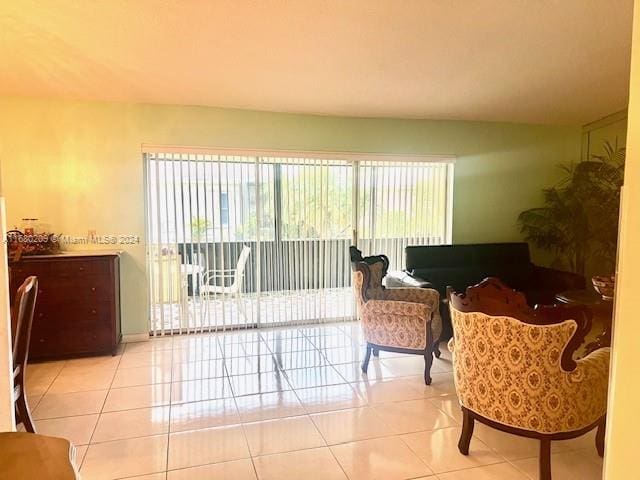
xmin=0 ymin=0 xmax=634 ymax=124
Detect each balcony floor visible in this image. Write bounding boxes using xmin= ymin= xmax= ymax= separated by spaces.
xmin=151 ymin=287 xmax=355 ymax=333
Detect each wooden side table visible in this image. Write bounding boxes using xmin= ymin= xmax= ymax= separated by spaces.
xmin=0 ymin=432 xmax=79 ymax=479
xmin=555 ymin=289 xmax=613 ymax=354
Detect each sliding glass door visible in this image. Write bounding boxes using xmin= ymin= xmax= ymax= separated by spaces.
xmin=144 ymin=150 xmax=453 ymax=335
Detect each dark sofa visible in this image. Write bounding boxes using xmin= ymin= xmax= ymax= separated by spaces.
xmin=386 ymin=242 xmax=585 ymax=340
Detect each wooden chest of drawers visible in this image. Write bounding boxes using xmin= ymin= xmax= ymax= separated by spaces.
xmin=9 ymin=253 xmax=122 ymax=359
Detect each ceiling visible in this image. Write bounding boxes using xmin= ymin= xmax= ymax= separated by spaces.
xmin=0 ymin=0 xmax=634 ymax=124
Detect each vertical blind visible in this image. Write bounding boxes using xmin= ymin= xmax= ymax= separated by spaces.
xmin=144 ymin=150 xmax=454 ymax=335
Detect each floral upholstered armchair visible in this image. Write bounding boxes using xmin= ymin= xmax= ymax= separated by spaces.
xmin=447 ymin=278 xmax=610 ymax=480
xmin=349 ymin=246 xmax=442 ymax=385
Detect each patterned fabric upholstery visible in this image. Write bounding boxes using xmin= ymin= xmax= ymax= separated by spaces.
xmin=352 ymin=263 xmax=441 ymax=351
xmin=448 ymin=308 xmax=610 ymax=434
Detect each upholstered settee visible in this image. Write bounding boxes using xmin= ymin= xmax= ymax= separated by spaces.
xmin=386 ymin=242 xmax=586 ymax=339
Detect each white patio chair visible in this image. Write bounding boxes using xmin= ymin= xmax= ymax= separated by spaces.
xmin=200 ymin=245 xmax=251 ymax=321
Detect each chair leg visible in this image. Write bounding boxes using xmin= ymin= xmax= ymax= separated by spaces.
xmin=596 ymin=417 xmax=606 ymax=457
xmin=423 ymin=349 xmax=433 ymax=385
xmin=361 ymin=343 xmax=372 ymax=374
xmin=15 ymin=395 xmax=36 ymax=433
xmin=372 ymin=347 xmax=379 ymax=357
xmin=433 ymin=341 xmax=441 ymax=359
xmin=458 ymin=407 xmax=474 ymax=455
xmin=539 ymin=439 xmax=552 ymax=480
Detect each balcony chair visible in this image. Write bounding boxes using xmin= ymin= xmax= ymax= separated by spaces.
xmin=350 ymin=246 xmax=442 ymax=385
xmin=12 ymin=276 xmax=38 ymax=433
xmin=447 ymin=277 xmax=610 ymax=480
xmin=200 ymin=245 xmax=251 ymax=318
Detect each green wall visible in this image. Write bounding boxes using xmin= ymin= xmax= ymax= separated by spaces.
xmin=0 ymin=97 xmax=582 ymax=335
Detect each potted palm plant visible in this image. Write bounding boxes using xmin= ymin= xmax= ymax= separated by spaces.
xmin=518 ymin=140 xmax=625 ymax=294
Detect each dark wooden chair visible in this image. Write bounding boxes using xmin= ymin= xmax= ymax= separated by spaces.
xmin=447 ymin=277 xmax=609 ymax=480
xmin=11 ymin=276 xmax=38 ymax=433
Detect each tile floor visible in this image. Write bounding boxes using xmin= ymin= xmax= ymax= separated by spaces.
xmin=23 ymin=322 xmax=603 ymax=480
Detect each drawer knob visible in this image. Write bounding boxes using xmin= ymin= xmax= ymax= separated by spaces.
xmin=79 ymin=266 xmax=85 ymax=271
xmin=38 ymin=313 xmax=44 ymax=318
xmin=91 ymin=309 xmax=97 ymax=315
xmin=91 ymin=287 xmax=96 ymax=292
xmin=39 ymin=338 xmax=44 ymax=343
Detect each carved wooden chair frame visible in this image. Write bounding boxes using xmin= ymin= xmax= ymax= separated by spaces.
xmin=447 ymin=277 xmax=605 ymax=480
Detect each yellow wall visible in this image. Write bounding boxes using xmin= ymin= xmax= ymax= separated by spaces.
xmin=605 ymin=1 xmax=639 ymax=477
xmin=0 ymin=97 xmax=581 ymax=335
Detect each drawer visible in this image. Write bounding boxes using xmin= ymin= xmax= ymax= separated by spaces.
xmin=33 ymin=302 xmax=114 ymax=327
xmin=30 ymin=277 xmax=114 ymax=305
xmin=51 ymin=258 xmax=111 ymax=276
xmin=30 ymin=322 xmax=113 ymax=358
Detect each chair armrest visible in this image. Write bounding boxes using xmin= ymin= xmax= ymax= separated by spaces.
xmin=532 ymin=265 xmax=586 ymax=291
xmin=383 ymin=288 xmax=442 ymax=343
xmin=562 ymin=347 xmax=610 ymax=425
xmin=384 ymin=287 xmax=439 ymax=304
xmin=361 ymin=299 xmax=431 ymax=350
xmin=384 ymin=270 xmax=433 ymax=289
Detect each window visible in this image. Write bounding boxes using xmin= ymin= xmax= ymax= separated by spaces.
xmin=145 ymin=149 xmax=454 ymax=333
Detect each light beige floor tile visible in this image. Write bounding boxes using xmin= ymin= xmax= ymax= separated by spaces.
xmin=47 ymin=370 xmax=116 ymax=394
xmin=171 ymin=377 xmax=234 ymax=404
xmin=402 ymin=372 xmax=458 ymax=398
xmin=229 ymin=371 xmax=292 ymax=396
xmin=63 ymin=356 xmax=121 ymax=374
xmin=224 ymin=355 xmax=281 ymax=375
xmin=112 ymin=365 xmax=173 ymax=388
xmin=26 ymin=362 xmax=65 ymax=396
xmin=235 ymin=390 xmax=307 ymax=422
xmin=437 ymin=462 xmax=530 ymax=479
xmin=103 ymin=383 xmax=171 ymax=412
xmin=331 ymin=436 xmax=433 ymax=480
xmin=74 ymin=445 xmax=88 ymax=471
xmin=123 ymin=473 xmax=167 ymax=480
xmin=273 ymin=350 xmax=329 ymax=370
xmin=332 ymin=361 xmax=395 ymax=383
xmin=253 ymin=447 xmax=347 ymax=480
xmin=81 ymin=434 xmax=168 ymax=480
xmin=474 ymin=424 xmax=568 ymax=461
xmin=171 ymin=359 xmax=226 ymax=382
xmin=512 ymin=450 xmax=603 ymax=480
xmin=372 ymin=399 xmax=457 ymax=434
xmin=243 ymin=415 xmax=325 ymax=456
xmin=125 ymin=337 xmax=174 ymax=353
xmin=319 ymin=346 xmax=367 ymax=365
xmin=310 ymin=407 xmax=392 ymax=445
xmin=36 ymin=414 xmax=99 ymax=446
xmin=92 ymin=406 xmax=170 ymax=443
xmin=428 ymin=394 xmax=463 ymax=423
xmin=34 ymin=390 xmax=108 ymax=419
xmin=172 ymin=346 xmax=221 ymax=364
xmin=170 ymin=398 xmax=240 ymax=432
xmin=119 ymin=350 xmax=173 ymax=369
xmin=294 ymin=383 xmax=367 ymax=413
xmin=167 ymin=458 xmax=256 ymax=480
xmin=25 ymin=379 xmax=54 ymax=397
xmin=401 ymin=427 xmax=505 ymax=473
xmin=285 ymin=365 xmax=347 ymax=389
xmin=356 ymin=378 xmax=424 ymax=404
xmin=381 ymin=356 xmax=438 ymax=377
xmin=167 ymin=425 xmax=249 ymax=470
